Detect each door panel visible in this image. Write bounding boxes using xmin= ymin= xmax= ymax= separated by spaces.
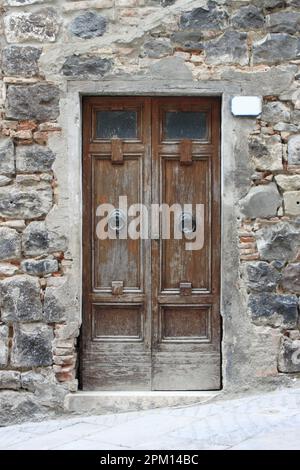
xmin=92 ymin=156 xmax=142 ymax=289
xmin=151 ymin=98 xmax=221 ymax=390
xmin=82 ymin=97 xmax=151 ymax=390
xmin=162 ymin=157 xmax=211 ymax=290
xmin=81 ymin=96 xmax=221 ymax=391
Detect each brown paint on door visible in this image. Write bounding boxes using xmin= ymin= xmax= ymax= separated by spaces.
xmin=81 ymin=97 xmax=221 ymax=391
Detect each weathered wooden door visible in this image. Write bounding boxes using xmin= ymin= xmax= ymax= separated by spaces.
xmin=81 ymin=97 xmax=221 ymax=391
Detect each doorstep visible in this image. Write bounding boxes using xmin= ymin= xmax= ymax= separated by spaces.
xmin=64 ymin=391 xmax=221 ymax=415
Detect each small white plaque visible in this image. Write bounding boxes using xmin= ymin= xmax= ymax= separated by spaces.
xmin=231 ymin=96 xmax=262 ymax=117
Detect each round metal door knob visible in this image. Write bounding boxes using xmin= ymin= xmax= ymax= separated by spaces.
xmin=108 ymin=209 xmax=126 ymax=232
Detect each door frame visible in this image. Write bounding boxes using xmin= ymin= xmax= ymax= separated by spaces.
xmin=60 ymin=80 xmax=243 ymax=392
xmin=80 ymin=96 xmax=221 ymax=390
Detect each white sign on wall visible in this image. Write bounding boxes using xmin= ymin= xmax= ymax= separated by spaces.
xmin=231 ymin=96 xmax=262 ymax=117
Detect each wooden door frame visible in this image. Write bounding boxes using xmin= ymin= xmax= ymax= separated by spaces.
xmin=79 ymin=95 xmax=221 ymax=390
xmin=60 ymin=81 xmax=245 ymax=393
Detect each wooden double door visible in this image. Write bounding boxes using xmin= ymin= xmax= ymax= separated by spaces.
xmin=81 ymin=97 xmax=221 ymax=390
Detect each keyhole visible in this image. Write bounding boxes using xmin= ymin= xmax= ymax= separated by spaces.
xmin=115 ymin=212 xmax=120 ymax=233
xmin=181 ymin=213 xmax=196 ymax=234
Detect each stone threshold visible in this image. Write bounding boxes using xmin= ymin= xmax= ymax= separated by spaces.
xmin=64 ymin=391 xmax=221 ymax=414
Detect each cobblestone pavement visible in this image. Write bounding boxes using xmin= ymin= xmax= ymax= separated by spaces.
xmin=1 ymin=387 xmax=300 ymax=450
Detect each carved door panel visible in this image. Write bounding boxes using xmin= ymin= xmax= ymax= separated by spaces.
xmin=81 ymin=97 xmax=221 ymax=390
xmin=151 ymin=98 xmax=221 ymax=390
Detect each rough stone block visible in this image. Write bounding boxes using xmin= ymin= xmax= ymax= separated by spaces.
xmin=261 ymin=0 xmax=285 ymax=8
xmin=0 ymin=227 xmax=21 ymax=261
xmin=253 ymin=34 xmax=298 ymax=64
xmin=0 ymin=139 xmax=15 ymax=176
xmin=44 ymin=277 xmax=78 ymax=323
xmin=248 ymin=293 xmax=298 ymax=328
xmin=203 ymin=31 xmax=248 ymax=66
xmin=180 ymin=4 xmax=228 ymax=30
xmin=0 ymin=390 xmax=43 ymax=427
xmin=249 ymin=134 xmax=283 ymax=171
xmin=288 ymin=134 xmax=300 ymax=165
xmin=240 ymin=183 xmax=282 ymax=219
xmin=62 ymin=54 xmax=113 ymax=78
xmin=22 ymin=221 xmax=67 ymax=256
xmin=0 ymin=371 xmax=21 ymax=390
xmin=4 ymin=0 xmax=48 ymax=4
xmin=20 ymin=368 xmax=66 ymax=408
xmin=11 ymin=323 xmax=53 ymax=368
xmin=245 ymin=261 xmax=280 ymax=292
xmin=0 ymin=183 xmax=53 ymax=220
xmin=0 ymin=325 xmax=9 ymax=367
xmin=149 ymin=57 xmax=192 ymax=80
xmin=0 ymin=275 xmax=43 ymax=322
xmin=278 ymin=333 xmax=300 ymax=373
xmin=284 ymin=191 xmax=300 ymax=215
xmin=62 ymin=0 xmax=113 ymax=11
xmin=0 ymin=176 xmax=12 ymax=187
xmin=141 ymin=38 xmax=173 ymax=58
xmin=16 ymin=145 xmax=55 ymax=173
xmin=267 ymin=11 xmax=300 ymax=34
xmin=54 ymin=322 xmax=79 ymax=341
xmin=275 ymin=175 xmax=300 ymax=191
xmin=69 ymin=11 xmax=107 ymax=39
xmin=261 ymin=101 xmax=291 ymax=123
xmin=4 ymin=9 xmax=60 ymax=43
xmin=2 ymin=46 xmax=42 ymax=78
xmin=0 ymin=263 xmax=19 ymax=277
xmin=256 ymin=222 xmax=300 ymax=262
xmin=281 ymin=263 xmax=300 ymax=294
xmin=231 ymin=5 xmax=264 ymax=30
xmin=170 ymin=31 xmax=203 ymax=52
xmin=21 ymin=258 xmax=58 ymax=276
xmin=6 ymin=84 xmax=60 ymax=121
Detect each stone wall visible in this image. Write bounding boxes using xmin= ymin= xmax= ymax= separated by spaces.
xmin=0 ymin=0 xmax=300 ymax=424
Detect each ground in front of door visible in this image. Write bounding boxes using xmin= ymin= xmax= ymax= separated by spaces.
xmin=1 ymin=387 xmax=300 ymax=450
